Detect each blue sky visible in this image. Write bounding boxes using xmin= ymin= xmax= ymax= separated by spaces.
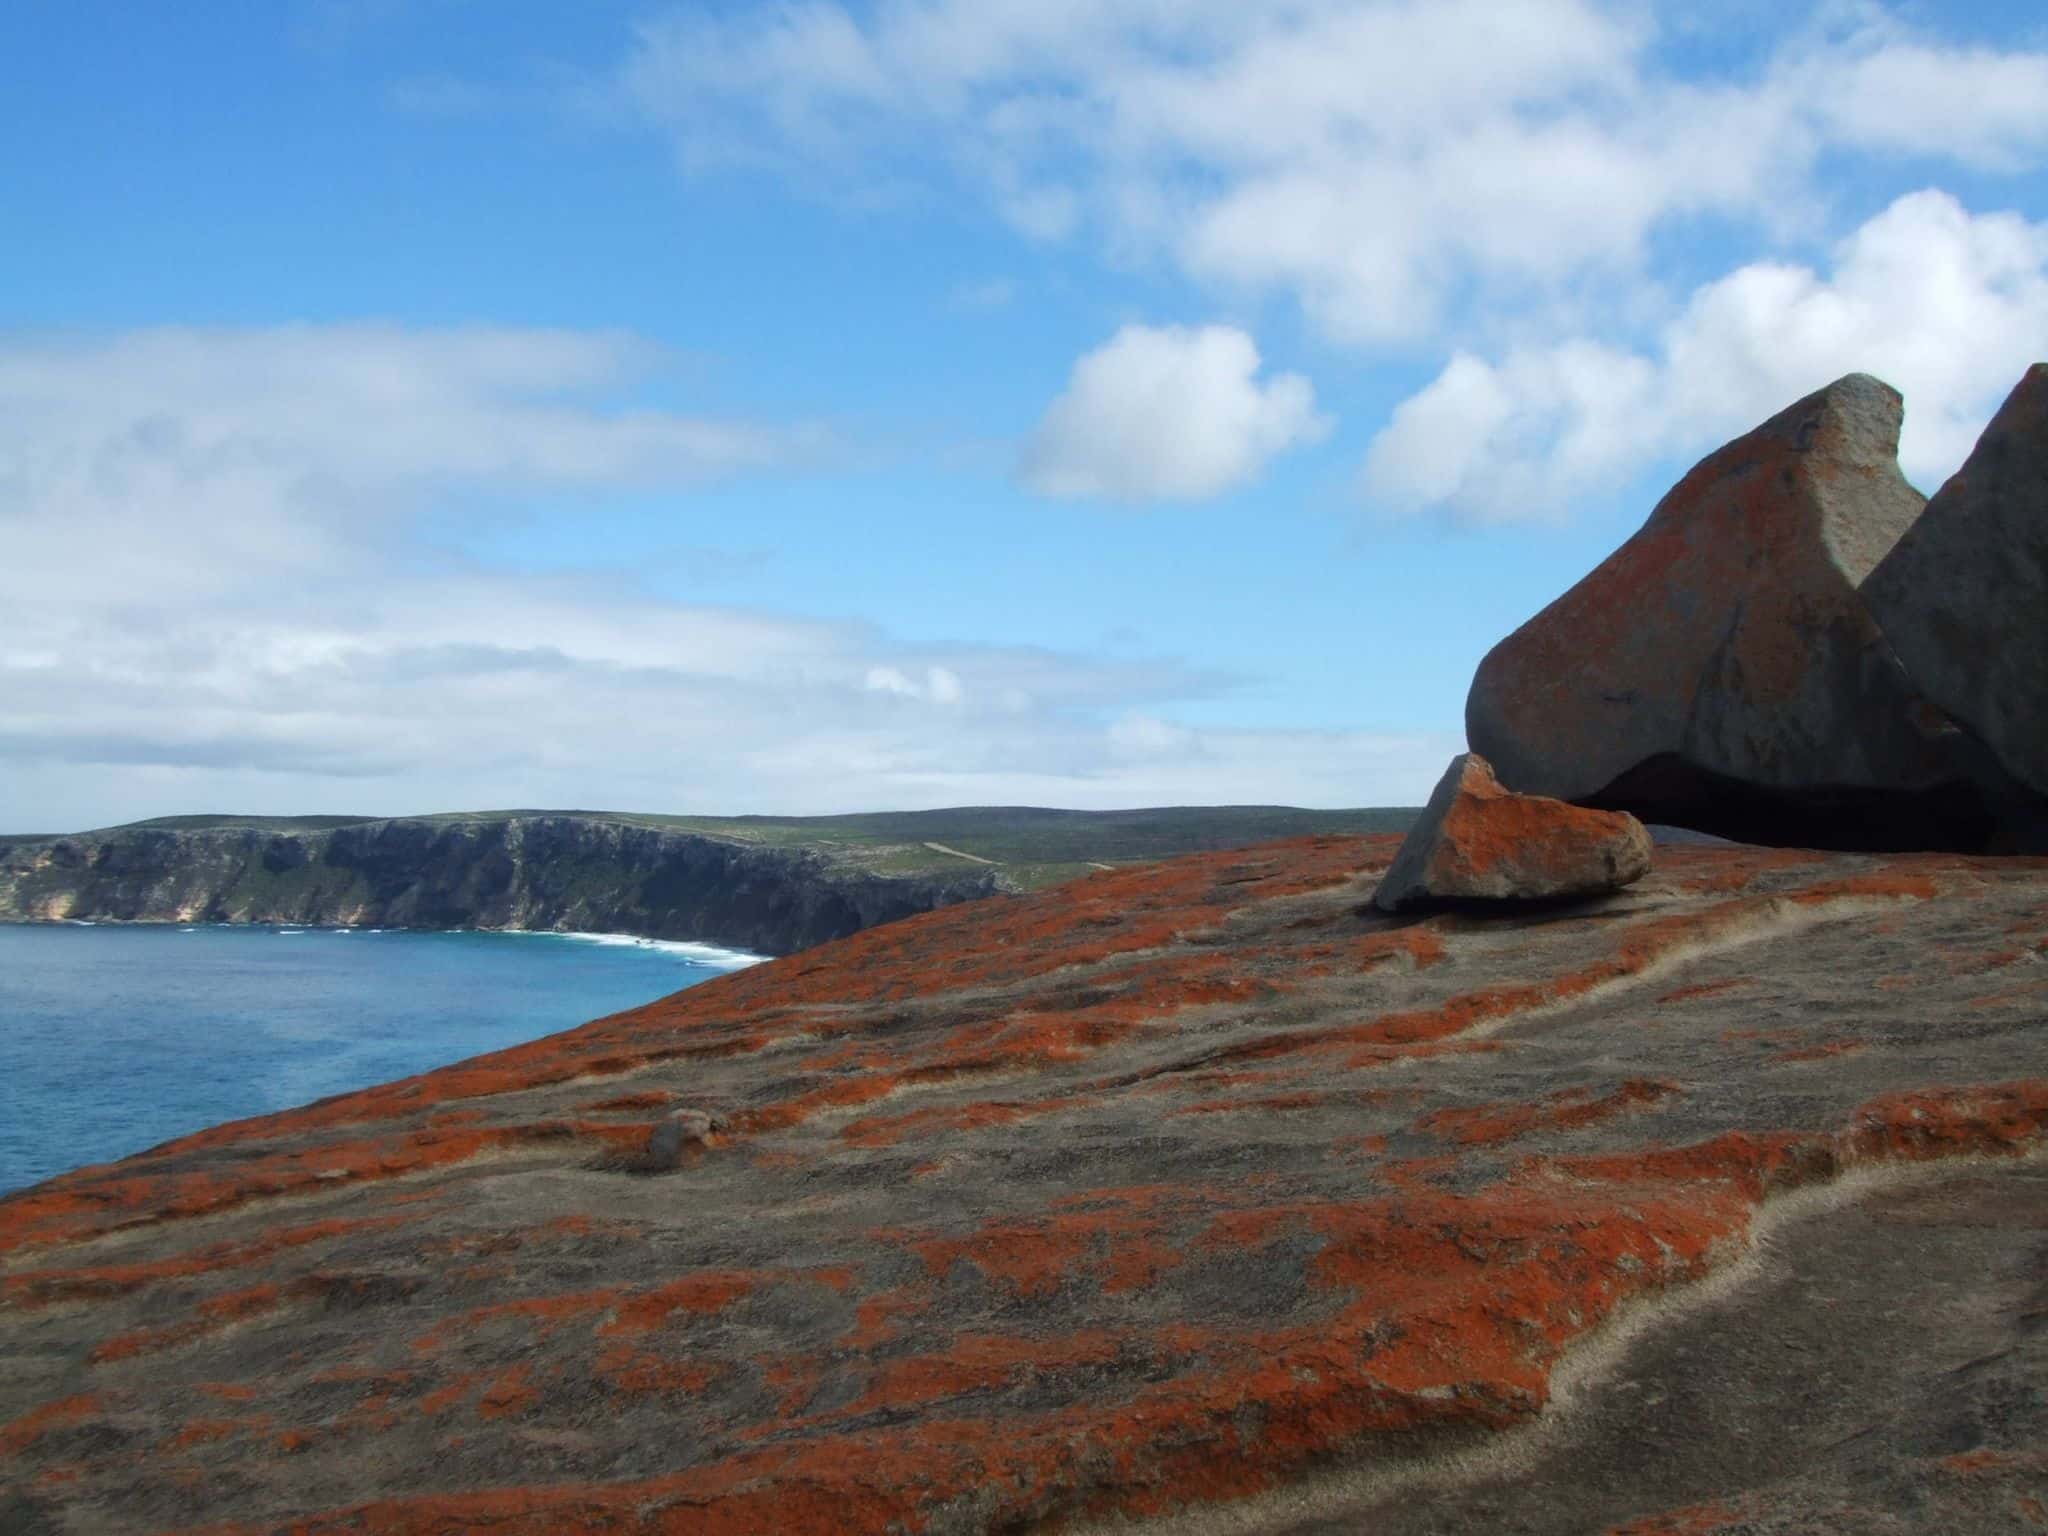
xmin=3 ymin=1 xmax=2045 ymax=828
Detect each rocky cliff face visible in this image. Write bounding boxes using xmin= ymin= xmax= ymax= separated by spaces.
xmin=0 ymin=817 xmax=1004 ymax=956
xmin=3 ymin=834 xmax=2044 ymax=1534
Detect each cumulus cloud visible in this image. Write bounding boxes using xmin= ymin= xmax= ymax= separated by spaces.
xmin=1795 ymin=37 xmax=2048 ymax=170
xmin=1362 ymin=190 xmax=2048 ymax=520
xmin=613 ymin=2 xmax=2048 ymax=346
xmin=1018 ymin=324 xmax=1328 ymax=502
xmin=0 ymin=323 xmax=1431 ymax=828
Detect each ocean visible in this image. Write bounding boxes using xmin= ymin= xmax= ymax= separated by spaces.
xmin=0 ymin=921 xmax=759 ymax=1197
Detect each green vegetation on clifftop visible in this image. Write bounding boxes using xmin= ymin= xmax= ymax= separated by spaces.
xmin=0 ymin=804 xmax=1418 ymax=952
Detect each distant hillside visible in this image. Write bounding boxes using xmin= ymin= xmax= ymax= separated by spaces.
xmin=0 ymin=805 xmax=1418 ymax=954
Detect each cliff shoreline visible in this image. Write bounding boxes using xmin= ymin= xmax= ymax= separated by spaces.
xmin=0 ymin=814 xmax=1004 ymax=958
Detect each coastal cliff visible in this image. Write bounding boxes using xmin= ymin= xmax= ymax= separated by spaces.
xmin=0 ymin=806 xmax=1417 ymax=956
xmin=0 ymin=816 xmax=1003 ymax=957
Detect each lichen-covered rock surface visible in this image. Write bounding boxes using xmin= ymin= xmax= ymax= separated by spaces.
xmin=4 ymin=835 xmax=2048 ymax=1534
xmin=1466 ymin=373 xmax=1997 ymax=850
xmin=1373 ymin=753 xmax=1651 ymax=912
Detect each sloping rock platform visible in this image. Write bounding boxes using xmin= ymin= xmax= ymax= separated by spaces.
xmin=4 ymin=837 xmax=2047 ymax=1534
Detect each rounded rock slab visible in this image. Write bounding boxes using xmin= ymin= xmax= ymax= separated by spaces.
xmin=1373 ymin=753 xmax=1652 ymax=913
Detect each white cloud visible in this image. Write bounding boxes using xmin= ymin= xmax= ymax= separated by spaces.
xmin=0 ymin=323 xmax=1431 ymax=828
xmin=864 ymin=666 xmax=921 ymax=697
xmin=1107 ymin=713 xmax=1195 ymax=759
xmin=1362 ymin=190 xmax=2048 ymax=520
xmin=1797 ymin=38 xmax=2048 ymax=170
xmin=613 ymin=2 xmax=2048 ymax=346
xmin=870 ymin=722 xmax=1463 ymax=809
xmin=925 ymin=666 xmax=964 ymax=705
xmin=1361 ymin=345 xmax=1657 ymax=522
xmin=863 ymin=665 xmax=965 ymax=704
xmin=1019 ymin=323 xmax=1328 ymax=502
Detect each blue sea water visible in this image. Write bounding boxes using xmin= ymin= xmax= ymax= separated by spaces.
xmin=0 ymin=922 xmax=759 ymax=1197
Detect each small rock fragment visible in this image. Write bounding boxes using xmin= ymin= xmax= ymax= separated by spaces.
xmin=646 ymin=1108 xmax=724 ymax=1168
xmin=1373 ymin=753 xmax=1651 ymax=913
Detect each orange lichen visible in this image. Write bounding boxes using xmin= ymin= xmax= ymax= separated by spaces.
xmin=91 ymin=1281 xmax=308 ymax=1364
xmin=1171 ymin=1090 xmax=1391 ymax=1118
xmin=419 ymin=1376 xmax=478 ymax=1416
xmin=2 ymin=1213 xmax=413 ymax=1308
xmin=1421 ymin=757 xmax=1650 ymax=890
xmin=839 ymin=1093 xmax=1085 ymax=1147
xmin=1844 ymin=1082 xmax=2048 ymax=1162
xmin=0 ymin=1394 xmax=101 ymax=1456
xmin=164 ymin=1419 xmax=245 ymax=1452
xmin=600 ymin=1271 xmax=763 ymax=1336
xmin=476 ymin=1366 xmax=542 ymax=1420
xmin=757 ymin=1356 xmax=822 ymax=1418
xmin=411 ymin=1287 xmax=625 ymax=1355
xmin=838 ymin=1330 xmax=1126 ymax=1418
xmin=1419 ymin=1080 xmax=1679 ymax=1147
xmin=1774 ymin=1040 xmax=1864 ymax=1063
xmin=908 ymin=1194 xmax=1193 ymax=1300
xmin=842 ymin=1288 xmax=927 ymax=1350
xmin=1602 ymin=1502 xmax=1746 ymax=1536
xmin=6 ymin=836 xmax=2046 ymax=1536
xmin=1788 ymin=870 xmax=1940 ymax=904
xmin=596 ymin=1347 xmax=722 ymax=1397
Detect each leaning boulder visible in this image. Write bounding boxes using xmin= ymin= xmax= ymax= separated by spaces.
xmin=1373 ymin=753 xmax=1651 ymax=912
xmin=1466 ymin=373 xmax=1992 ymax=850
xmin=1865 ymin=365 xmax=2048 ymax=806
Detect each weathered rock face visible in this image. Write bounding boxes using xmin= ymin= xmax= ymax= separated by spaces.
xmin=1467 ymin=374 xmax=1996 ymax=850
xmin=3 ymin=834 xmax=2046 ymax=1534
xmin=1374 ymin=753 xmax=1650 ymax=912
xmin=1866 ymin=365 xmax=2048 ymax=808
xmin=0 ymin=817 xmax=1003 ymax=957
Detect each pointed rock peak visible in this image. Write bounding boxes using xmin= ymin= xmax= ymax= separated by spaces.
xmin=1866 ymin=362 xmax=2048 ymax=804
xmin=1373 ymin=753 xmax=1651 ymax=914
xmin=1952 ymin=362 xmax=2048 ymax=477
xmin=1774 ymin=372 xmax=1905 ymax=459
xmin=1465 ymin=370 xmax=1965 ymax=847
xmin=1634 ymin=373 xmax=1913 ymax=578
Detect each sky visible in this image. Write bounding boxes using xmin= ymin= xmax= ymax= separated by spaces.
xmin=2 ymin=0 xmax=2046 ymax=831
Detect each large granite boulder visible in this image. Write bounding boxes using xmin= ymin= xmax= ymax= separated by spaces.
xmin=1374 ymin=753 xmax=1651 ymax=912
xmin=1865 ymin=366 xmax=2048 ymax=806
xmin=1467 ymin=373 xmax=1996 ymax=850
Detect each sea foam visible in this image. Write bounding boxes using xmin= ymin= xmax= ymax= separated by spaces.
xmin=527 ymin=930 xmax=766 ymax=969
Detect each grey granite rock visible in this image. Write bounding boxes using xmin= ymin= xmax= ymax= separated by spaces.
xmin=1866 ymin=364 xmax=2048 ymax=803
xmin=1467 ymin=373 xmax=1997 ymax=849
xmin=1373 ymin=754 xmax=1651 ymax=913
